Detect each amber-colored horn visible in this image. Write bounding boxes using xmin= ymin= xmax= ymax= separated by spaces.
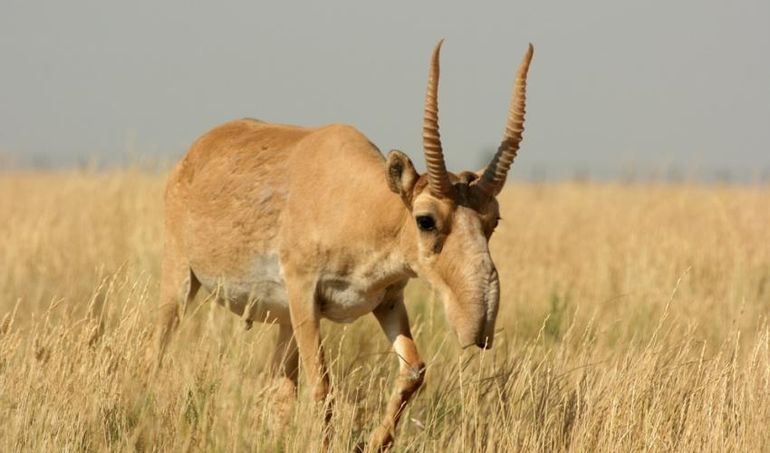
xmin=422 ymin=39 xmax=452 ymax=198
xmin=476 ymin=43 xmax=534 ymax=196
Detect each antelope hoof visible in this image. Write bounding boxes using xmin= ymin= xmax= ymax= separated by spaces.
xmin=367 ymin=425 xmax=394 ymax=452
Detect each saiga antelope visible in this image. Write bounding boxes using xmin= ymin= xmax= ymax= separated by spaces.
xmin=156 ymin=40 xmax=534 ymax=450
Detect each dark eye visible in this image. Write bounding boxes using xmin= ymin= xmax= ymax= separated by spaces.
xmin=416 ymin=215 xmax=436 ymax=231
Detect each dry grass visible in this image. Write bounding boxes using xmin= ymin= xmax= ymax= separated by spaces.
xmin=1 ymin=169 xmax=768 ymax=452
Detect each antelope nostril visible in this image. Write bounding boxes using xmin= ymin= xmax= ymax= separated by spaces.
xmin=476 ymin=337 xmax=493 ymax=349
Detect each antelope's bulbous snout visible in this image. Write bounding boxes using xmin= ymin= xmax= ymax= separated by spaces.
xmin=442 ymin=263 xmax=500 ymax=350
xmin=476 ymin=267 xmax=500 ymax=349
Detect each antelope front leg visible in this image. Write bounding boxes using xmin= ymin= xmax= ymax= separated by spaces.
xmin=368 ymin=296 xmax=425 ymax=451
xmin=271 ymin=323 xmax=299 ymax=423
xmin=286 ymin=279 xmax=333 ymax=446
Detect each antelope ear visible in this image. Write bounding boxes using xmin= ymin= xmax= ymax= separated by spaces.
xmin=385 ymin=150 xmax=418 ymax=205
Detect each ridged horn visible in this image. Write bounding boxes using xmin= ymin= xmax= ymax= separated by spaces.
xmin=476 ymin=43 xmax=534 ymax=196
xmin=422 ymin=39 xmax=452 ymax=198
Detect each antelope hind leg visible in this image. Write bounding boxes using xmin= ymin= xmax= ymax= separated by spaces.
xmin=153 ymin=252 xmax=199 ymax=370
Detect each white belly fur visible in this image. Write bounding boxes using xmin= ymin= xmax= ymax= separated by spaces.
xmin=194 ymin=253 xmax=386 ymax=325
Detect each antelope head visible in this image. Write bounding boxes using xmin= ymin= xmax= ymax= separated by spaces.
xmin=386 ymin=40 xmax=534 ymax=349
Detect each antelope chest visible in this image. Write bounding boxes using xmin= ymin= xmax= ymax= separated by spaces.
xmin=316 ymin=277 xmax=388 ymax=323
xmin=194 ymin=253 xmax=389 ymax=325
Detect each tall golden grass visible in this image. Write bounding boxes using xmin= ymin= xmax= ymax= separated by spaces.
xmin=0 ymin=169 xmax=768 ymax=451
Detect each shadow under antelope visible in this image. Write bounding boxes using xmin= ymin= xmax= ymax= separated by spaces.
xmin=156 ymin=40 xmax=534 ymax=451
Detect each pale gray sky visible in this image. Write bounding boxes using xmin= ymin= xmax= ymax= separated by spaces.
xmin=1 ymin=0 xmax=769 ymax=181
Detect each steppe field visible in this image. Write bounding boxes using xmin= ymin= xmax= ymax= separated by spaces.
xmin=0 ymin=169 xmax=768 ymax=452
